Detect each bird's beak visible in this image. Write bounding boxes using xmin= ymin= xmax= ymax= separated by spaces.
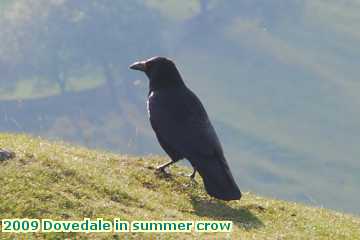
xmin=129 ymin=61 xmax=147 ymax=72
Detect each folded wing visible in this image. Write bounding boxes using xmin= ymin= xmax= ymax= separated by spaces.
xmin=149 ymin=87 xmax=241 ymax=200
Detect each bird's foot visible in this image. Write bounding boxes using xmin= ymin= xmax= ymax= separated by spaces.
xmin=190 ymin=178 xmax=198 ymax=185
xmin=155 ymin=161 xmax=175 ymax=177
xmin=189 ymin=170 xmax=196 ymax=180
xmin=184 ymin=178 xmax=198 ymax=188
xmin=180 ymin=169 xmax=196 ymax=180
xmin=180 ymin=172 xmax=196 ymax=179
xmin=181 ymin=170 xmax=198 ymax=186
xmin=155 ymin=166 xmax=171 ymax=178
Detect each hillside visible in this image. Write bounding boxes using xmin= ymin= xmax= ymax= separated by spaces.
xmin=1 ymin=0 xmax=360 ymax=214
xmin=0 ymin=133 xmax=359 ymax=239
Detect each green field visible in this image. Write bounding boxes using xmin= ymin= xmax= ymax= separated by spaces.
xmin=1 ymin=133 xmax=359 ymax=239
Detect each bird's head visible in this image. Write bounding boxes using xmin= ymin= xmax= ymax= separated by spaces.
xmin=129 ymin=56 xmax=185 ymax=91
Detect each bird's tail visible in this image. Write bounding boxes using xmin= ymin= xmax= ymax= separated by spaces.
xmin=195 ymin=155 xmax=241 ymax=201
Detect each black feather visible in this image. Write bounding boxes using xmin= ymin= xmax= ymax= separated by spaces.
xmin=131 ymin=56 xmax=241 ymax=201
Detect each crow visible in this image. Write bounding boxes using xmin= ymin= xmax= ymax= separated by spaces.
xmin=130 ymin=56 xmax=241 ymax=201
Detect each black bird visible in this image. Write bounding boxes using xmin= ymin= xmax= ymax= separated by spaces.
xmin=130 ymin=56 xmax=241 ymax=201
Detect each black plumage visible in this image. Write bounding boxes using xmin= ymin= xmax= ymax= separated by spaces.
xmin=130 ymin=56 xmax=241 ymax=201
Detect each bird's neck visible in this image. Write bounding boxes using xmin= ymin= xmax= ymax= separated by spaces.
xmin=148 ymin=68 xmax=186 ymax=92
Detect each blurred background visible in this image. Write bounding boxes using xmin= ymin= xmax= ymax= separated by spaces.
xmin=0 ymin=0 xmax=359 ymax=214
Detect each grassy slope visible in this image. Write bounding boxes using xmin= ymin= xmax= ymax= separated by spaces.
xmin=0 ymin=134 xmax=359 ymax=239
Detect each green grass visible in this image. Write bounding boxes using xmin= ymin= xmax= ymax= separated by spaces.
xmin=0 ymin=133 xmax=359 ymax=239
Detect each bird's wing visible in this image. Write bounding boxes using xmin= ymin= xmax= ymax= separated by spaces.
xmin=149 ymin=88 xmax=241 ymax=200
xmin=148 ymin=88 xmax=224 ymax=161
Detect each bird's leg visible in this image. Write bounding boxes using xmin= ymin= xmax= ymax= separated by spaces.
xmin=156 ymin=160 xmax=176 ymax=173
xmin=179 ymin=168 xmax=197 ymax=179
xmin=181 ymin=168 xmax=198 ymax=186
xmin=189 ymin=169 xmax=196 ymax=180
xmin=189 ymin=168 xmax=198 ymax=185
xmin=183 ymin=168 xmax=198 ymax=187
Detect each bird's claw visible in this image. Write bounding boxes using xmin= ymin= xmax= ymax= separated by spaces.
xmin=155 ymin=165 xmax=166 ymax=172
xmin=184 ymin=178 xmax=198 ymax=188
xmin=155 ymin=167 xmax=171 ymax=178
xmin=180 ymin=171 xmax=198 ymax=186
xmin=189 ymin=172 xmax=196 ymax=180
xmin=180 ymin=172 xmax=196 ymax=179
xmin=190 ymin=178 xmax=198 ymax=185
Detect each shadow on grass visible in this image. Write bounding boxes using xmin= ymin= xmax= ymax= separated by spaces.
xmin=190 ymin=196 xmax=264 ymax=229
